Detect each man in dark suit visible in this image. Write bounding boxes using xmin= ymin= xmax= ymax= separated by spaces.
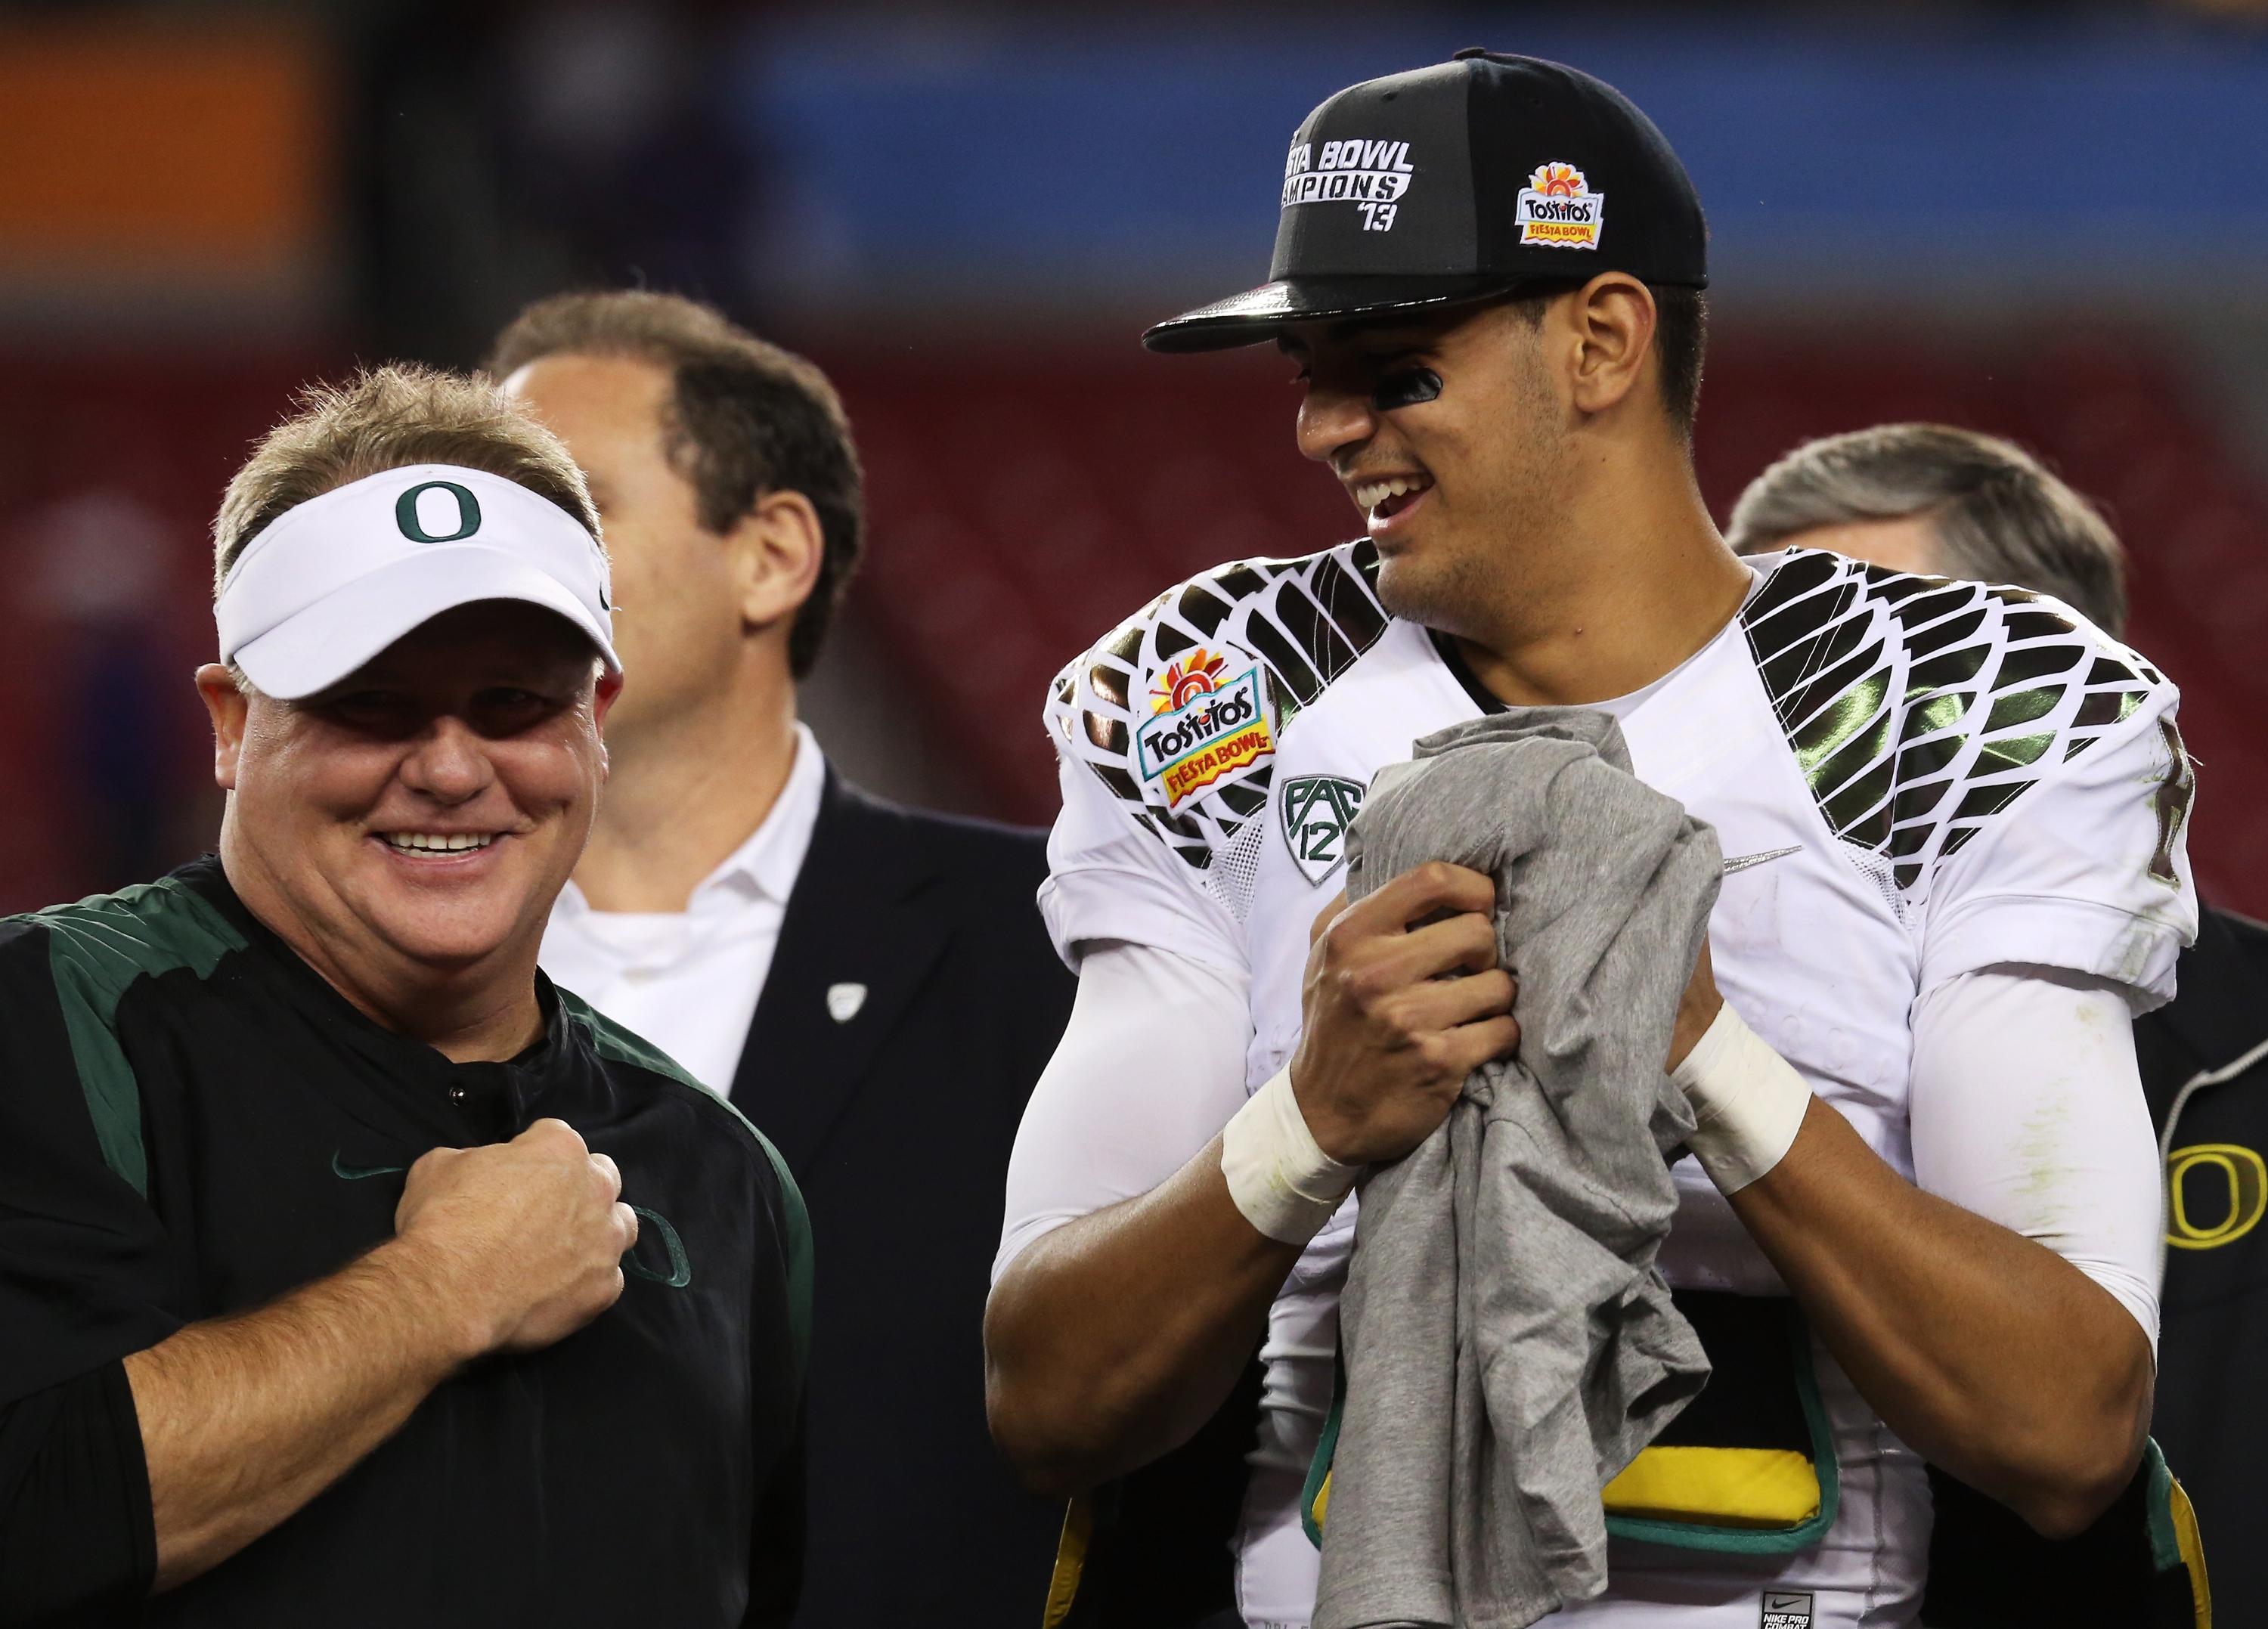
xmin=493 ymin=291 xmax=1075 ymax=1627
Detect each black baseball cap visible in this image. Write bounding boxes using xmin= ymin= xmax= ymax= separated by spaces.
xmin=1143 ymin=49 xmax=1708 ymax=354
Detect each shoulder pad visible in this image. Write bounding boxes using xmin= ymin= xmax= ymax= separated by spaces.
xmin=1740 ymin=549 xmax=2174 ymax=903
xmin=1047 ymin=540 xmax=1391 ymax=890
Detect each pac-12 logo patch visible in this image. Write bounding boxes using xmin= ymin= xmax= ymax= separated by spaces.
xmin=1760 ymin=1591 xmax=1814 ymax=1629
xmin=1281 ymin=776 xmax=1365 ymax=885
xmin=1135 ymin=650 xmax=1274 ymax=812
xmin=1516 ymin=162 xmax=1603 ymax=249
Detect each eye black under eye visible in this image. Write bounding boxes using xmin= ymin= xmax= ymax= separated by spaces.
xmin=1371 ymin=367 xmax=1444 ymax=412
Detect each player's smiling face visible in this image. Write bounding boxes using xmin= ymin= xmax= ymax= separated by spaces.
xmin=204 ymin=600 xmax=619 ymax=995
xmin=1284 ymin=296 xmax=1577 ymax=637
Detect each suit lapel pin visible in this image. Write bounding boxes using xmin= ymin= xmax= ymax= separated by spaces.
xmin=826 ymin=982 xmax=868 ymax=1024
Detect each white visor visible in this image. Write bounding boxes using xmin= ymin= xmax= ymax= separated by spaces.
xmin=215 ymin=463 xmax=618 ymax=701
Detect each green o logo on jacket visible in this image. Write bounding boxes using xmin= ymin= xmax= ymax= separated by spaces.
xmin=395 ymin=481 xmax=482 ymax=544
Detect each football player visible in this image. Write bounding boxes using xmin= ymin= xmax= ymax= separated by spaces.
xmin=987 ymin=51 xmax=2192 ymax=1629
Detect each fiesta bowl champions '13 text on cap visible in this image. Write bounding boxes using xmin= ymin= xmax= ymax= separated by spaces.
xmin=215 ymin=463 xmax=621 ymax=700
xmin=1143 ymin=49 xmax=1708 ymax=353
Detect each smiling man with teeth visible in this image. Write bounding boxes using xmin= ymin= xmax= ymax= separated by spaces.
xmin=0 ymin=365 xmax=809 ymax=1627
xmin=988 ymin=49 xmax=2201 ymax=1629
xmin=386 ymin=832 xmax=496 ymax=852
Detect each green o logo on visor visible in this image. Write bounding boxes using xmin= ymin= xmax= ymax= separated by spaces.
xmin=395 ymin=481 xmax=482 ymax=544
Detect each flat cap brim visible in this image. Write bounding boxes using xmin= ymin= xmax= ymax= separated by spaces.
xmin=1141 ymin=274 xmax=1531 ymax=353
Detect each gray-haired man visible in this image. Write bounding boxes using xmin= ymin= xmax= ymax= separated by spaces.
xmin=1724 ymin=422 xmax=2125 ymax=630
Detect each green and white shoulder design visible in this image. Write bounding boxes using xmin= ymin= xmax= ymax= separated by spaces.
xmin=28 ymin=877 xmax=247 ymax=1197
xmin=1046 ymin=539 xmax=1393 ymax=919
xmin=1739 ymin=549 xmax=2189 ymax=911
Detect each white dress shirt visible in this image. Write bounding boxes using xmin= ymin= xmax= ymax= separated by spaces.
xmin=541 ymin=723 xmax=828 ymax=1096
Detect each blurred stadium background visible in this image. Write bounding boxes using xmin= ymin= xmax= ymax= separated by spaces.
xmin=2 ymin=0 xmax=2265 ymax=918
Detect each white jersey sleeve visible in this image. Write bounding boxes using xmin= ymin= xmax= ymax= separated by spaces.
xmin=1918 ymin=683 xmax=2195 ymax=1006
xmin=1908 ymin=965 xmax=2163 ymax=1348
xmin=1039 ymin=752 xmax=1245 ymax=980
xmin=1012 ymin=544 xmax=1399 ymax=1277
xmin=993 ymin=940 xmax=1253 ymax=1283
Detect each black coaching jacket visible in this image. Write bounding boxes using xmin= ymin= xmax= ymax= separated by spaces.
xmin=727 ymin=770 xmax=1076 ymax=1629
xmin=0 ymin=856 xmax=809 ymax=1627
xmin=2142 ymin=903 xmax=2268 ymax=1625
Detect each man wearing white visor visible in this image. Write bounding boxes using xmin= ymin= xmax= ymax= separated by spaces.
xmin=0 ymin=365 xmax=809 ymax=1627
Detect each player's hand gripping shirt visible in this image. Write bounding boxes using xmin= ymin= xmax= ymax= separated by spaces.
xmin=1012 ymin=543 xmax=2194 ymax=1628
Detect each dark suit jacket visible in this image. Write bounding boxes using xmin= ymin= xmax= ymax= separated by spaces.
xmin=730 ymin=770 xmax=1075 ymax=1629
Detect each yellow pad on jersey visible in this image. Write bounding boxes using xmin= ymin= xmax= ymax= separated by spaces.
xmin=1300 ymin=1290 xmax=1840 ymax=1556
xmin=1602 ymin=1445 xmax=1821 ymax=1530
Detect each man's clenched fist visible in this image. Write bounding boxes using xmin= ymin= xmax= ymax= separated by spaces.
xmin=1290 ymin=861 xmax=1519 ymax=1166
xmin=393 ymin=1118 xmax=639 ymax=1358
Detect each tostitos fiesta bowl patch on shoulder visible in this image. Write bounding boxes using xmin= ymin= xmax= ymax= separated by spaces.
xmin=1136 ymin=649 xmax=1275 ymax=812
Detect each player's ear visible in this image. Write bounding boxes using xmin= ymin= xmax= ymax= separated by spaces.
xmin=197 ymin=663 xmax=249 ymax=791
xmin=726 ymin=488 xmax=825 ymax=636
xmin=1561 ymin=272 xmax=1656 ymax=419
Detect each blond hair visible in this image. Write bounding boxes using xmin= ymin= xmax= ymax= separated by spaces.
xmin=212 ymin=363 xmax=599 ymax=595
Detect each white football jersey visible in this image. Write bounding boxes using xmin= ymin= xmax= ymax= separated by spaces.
xmin=1038 ymin=542 xmax=2196 ymax=1626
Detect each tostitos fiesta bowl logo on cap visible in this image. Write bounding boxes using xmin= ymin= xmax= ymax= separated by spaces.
xmin=1516 ymin=162 xmax=1603 ymax=249
xmin=1137 ymin=649 xmax=1275 ymax=811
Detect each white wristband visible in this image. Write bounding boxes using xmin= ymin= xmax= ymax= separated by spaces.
xmin=1221 ymin=1067 xmax=1359 ymax=1245
xmin=1672 ymin=1002 xmax=1813 ymax=1194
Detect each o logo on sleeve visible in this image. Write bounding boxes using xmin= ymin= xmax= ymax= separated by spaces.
xmin=2167 ymin=1142 xmax=2268 ymax=1250
xmin=395 ymin=481 xmax=483 ymax=544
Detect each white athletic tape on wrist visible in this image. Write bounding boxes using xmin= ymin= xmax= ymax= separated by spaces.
xmin=1672 ymin=1001 xmax=1812 ymax=1194
xmin=1221 ymin=1067 xmax=1359 ymax=1245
